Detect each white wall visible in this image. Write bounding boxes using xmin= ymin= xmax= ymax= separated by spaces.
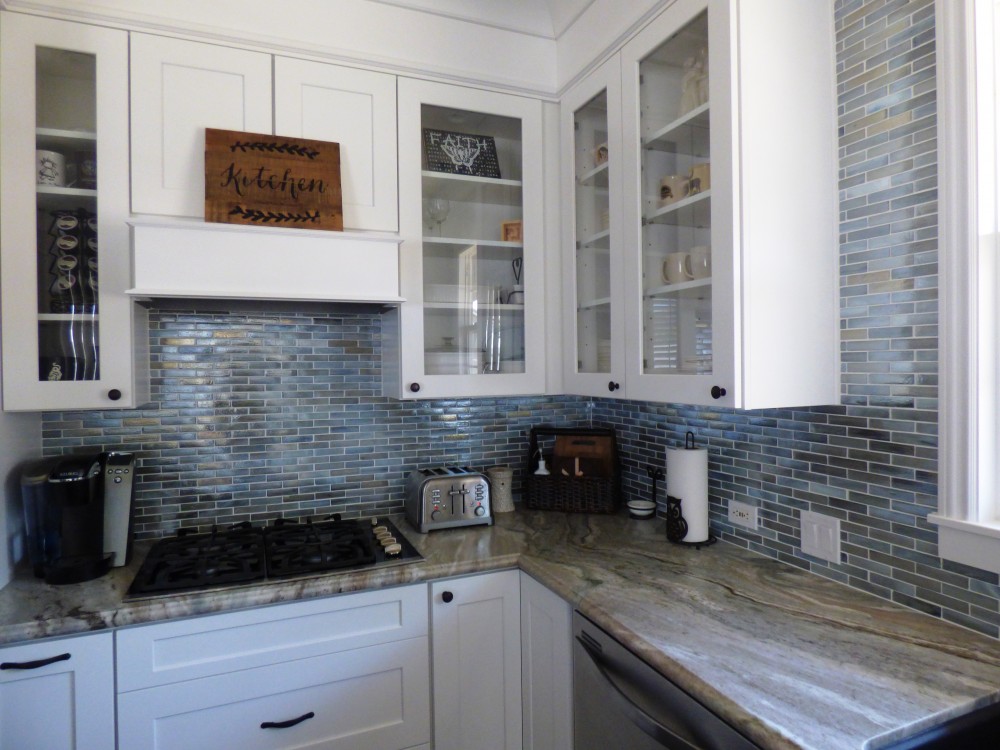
xmin=0 ymin=411 xmax=40 ymax=587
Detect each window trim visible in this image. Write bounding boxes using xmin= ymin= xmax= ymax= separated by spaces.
xmin=932 ymin=0 xmax=1000 ymax=573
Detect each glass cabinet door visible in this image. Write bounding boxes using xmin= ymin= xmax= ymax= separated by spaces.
xmin=638 ymin=10 xmax=712 ymax=378
xmin=420 ymin=105 xmax=525 ymax=377
xmin=34 ymin=47 xmax=102 ymax=384
xmin=562 ymin=57 xmax=624 ymax=397
xmin=396 ymin=79 xmax=544 ymax=398
xmin=621 ymin=0 xmax=733 ymax=406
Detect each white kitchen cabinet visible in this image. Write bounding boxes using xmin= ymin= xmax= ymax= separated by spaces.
xmin=130 ymin=33 xmax=273 ymax=218
xmin=0 ymin=631 xmax=115 ymax=749
xmin=117 ymin=585 xmax=430 ymax=750
xmin=520 ymin=572 xmax=573 ymax=750
xmin=0 ymin=11 xmax=149 ymax=411
xmin=386 ymin=78 xmax=546 ymax=399
xmin=274 ymin=57 xmax=398 ymax=232
xmin=130 ymin=35 xmax=399 ymax=233
xmin=594 ymin=0 xmax=837 ymax=409
xmin=431 ymin=570 xmax=522 ymax=750
xmin=561 ymin=57 xmax=626 ymax=398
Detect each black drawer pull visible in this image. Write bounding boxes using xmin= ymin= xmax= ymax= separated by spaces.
xmin=1 ymin=652 xmax=71 ymax=670
xmin=261 ymin=711 xmax=315 ymax=730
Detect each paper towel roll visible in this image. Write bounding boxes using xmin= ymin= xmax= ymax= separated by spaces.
xmin=666 ymin=446 xmax=709 ymax=543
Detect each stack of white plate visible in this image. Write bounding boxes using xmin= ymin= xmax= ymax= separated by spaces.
xmin=597 ymin=339 xmax=612 ymax=372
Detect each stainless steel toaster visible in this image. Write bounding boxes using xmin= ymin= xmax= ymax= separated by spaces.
xmin=405 ymin=466 xmax=492 ymax=533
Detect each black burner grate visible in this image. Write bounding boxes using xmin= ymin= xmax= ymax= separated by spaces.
xmin=127 ymin=516 xmax=421 ymax=598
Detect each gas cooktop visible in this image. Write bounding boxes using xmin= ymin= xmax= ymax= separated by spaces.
xmin=127 ymin=515 xmax=421 ymax=598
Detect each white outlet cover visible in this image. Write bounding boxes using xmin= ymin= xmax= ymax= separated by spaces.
xmin=801 ymin=510 xmax=840 ymax=564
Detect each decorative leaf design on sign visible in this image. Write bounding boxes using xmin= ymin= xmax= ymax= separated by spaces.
xmin=229 ymin=140 xmax=320 ymax=160
xmin=228 ymin=205 xmax=320 ymax=224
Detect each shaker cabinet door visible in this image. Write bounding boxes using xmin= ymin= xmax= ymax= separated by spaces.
xmin=275 ymin=57 xmax=398 ymax=232
xmin=130 ymin=34 xmax=272 ymax=217
xmin=0 ymin=632 xmax=115 ymax=750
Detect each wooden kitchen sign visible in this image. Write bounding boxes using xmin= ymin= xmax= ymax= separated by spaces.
xmin=204 ymin=128 xmax=343 ymax=231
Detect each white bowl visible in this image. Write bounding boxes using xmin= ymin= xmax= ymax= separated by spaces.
xmin=627 ymin=500 xmax=656 ymax=518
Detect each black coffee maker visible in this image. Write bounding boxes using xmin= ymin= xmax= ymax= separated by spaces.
xmin=21 ymin=452 xmax=135 ymax=584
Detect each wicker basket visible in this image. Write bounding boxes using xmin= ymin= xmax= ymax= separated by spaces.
xmin=525 ymin=427 xmax=619 ymax=513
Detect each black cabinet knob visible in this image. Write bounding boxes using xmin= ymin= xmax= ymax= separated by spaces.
xmin=107 ymin=389 xmax=122 ymax=401
xmin=442 ymin=591 xmax=454 ymax=603
xmin=710 ymin=385 xmax=727 ymax=400
xmin=608 ymin=381 xmax=620 ymax=392
xmin=409 ymin=382 xmax=421 ymax=393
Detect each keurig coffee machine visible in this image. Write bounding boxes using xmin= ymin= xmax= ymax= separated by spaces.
xmin=20 ymin=451 xmax=136 ymax=584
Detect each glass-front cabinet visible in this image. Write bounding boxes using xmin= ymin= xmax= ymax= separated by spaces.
xmin=390 ymin=78 xmax=545 ymax=398
xmin=622 ymin=1 xmax=735 ymax=406
xmin=0 ymin=13 xmax=148 ymax=410
xmin=561 ymin=58 xmax=626 ymax=397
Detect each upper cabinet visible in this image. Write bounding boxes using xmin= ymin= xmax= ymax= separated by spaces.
xmin=564 ymin=0 xmax=838 ymax=408
xmin=386 ymin=78 xmax=546 ymax=399
xmin=0 ymin=12 xmax=149 ymax=411
xmin=130 ymin=34 xmax=398 ymax=232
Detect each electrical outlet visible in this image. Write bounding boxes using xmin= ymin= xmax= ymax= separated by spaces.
xmin=729 ymin=500 xmax=757 ymax=529
xmin=801 ymin=510 xmax=841 ymax=564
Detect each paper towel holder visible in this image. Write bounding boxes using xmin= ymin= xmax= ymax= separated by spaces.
xmin=666 ymin=495 xmax=717 ymax=548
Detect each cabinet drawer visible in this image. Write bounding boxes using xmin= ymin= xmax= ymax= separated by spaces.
xmin=118 ymin=636 xmax=430 ymax=750
xmin=117 ymin=584 xmax=427 ymax=691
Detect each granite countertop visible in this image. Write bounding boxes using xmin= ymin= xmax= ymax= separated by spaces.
xmin=3 ymin=510 xmax=1000 ymax=750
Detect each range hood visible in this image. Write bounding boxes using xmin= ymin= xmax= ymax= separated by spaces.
xmin=126 ymin=218 xmax=403 ymax=305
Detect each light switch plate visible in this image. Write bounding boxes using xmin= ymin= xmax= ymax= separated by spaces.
xmin=801 ymin=510 xmax=840 ymax=564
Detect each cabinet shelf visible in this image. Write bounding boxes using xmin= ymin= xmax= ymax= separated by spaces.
xmin=644 ymin=277 xmax=711 ymax=298
xmin=422 ymin=171 xmax=522 ymax=204
xmin=423 ymin=236 xmax=523 ymax=250
xmin=36 ymin=184 xmax=97 ymax=210
xmin=646 ymin=189 xmax=711 ymax=228
xmin=424 ymin=301 xmax=525 ymax=311
xmin=578 ymin=297 xmax=611 ymax=311
xmin=36 ymin=127 xmax=96 ymax=150
xmin=578 ymin=162 xmax=609 ymax=187
xmin=644 ymin=102 xmax=710 ymax=156
xmin=38 ymin=313 xmax=100 ymax=322
xmin=578 ymin=229 xmax=610 ymax=249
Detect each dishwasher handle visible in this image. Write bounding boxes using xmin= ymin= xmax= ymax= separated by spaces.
xmin=575 ymin=635 xmax=700 ymax=750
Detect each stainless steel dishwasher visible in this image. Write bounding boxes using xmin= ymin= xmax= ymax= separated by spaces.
xmin=573 ymin=612 xmax=761 ymax=750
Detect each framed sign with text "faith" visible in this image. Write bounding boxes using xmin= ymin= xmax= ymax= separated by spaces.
xmin=205 ymin=128 xmax=343 ymax=231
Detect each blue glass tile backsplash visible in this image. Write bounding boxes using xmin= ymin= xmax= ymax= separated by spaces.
xmin=41 ymin=0 xmax=1000 ymax=638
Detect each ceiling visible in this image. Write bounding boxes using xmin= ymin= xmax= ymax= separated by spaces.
xmin=369 ymin=0 xmax=597 ymax=39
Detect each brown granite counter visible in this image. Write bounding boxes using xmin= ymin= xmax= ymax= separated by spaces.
xmin=2 ymin=509 xmax=1000 ymax=749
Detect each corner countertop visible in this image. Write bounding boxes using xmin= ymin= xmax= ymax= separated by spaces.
xmin=2 ymin=510 xmax=1000 ymax=750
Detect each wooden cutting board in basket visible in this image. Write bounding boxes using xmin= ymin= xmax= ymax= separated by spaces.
xmin=553 ymin=434 xmax=614 ymax=477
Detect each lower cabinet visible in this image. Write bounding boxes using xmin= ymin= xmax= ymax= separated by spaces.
xmin=0 ymin=630 xmax=115 ymax=749
xmin=520 ymin=572 xmax=573 ymax=750
xmin=116 ymin=585 xmax=430 ymax=750
xmin=431 ymin=569 xmax=523 ymax=750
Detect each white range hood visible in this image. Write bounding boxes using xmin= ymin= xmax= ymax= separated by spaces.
xmin=126 ymin=217 xmax=404 ymax=305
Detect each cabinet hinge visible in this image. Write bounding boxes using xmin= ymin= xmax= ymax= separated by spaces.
xmin=574 ymin=121 xmax=580 ymax=131
xmin=639 ymin=74 xmax=644 ymax=85
xmin=575 ymin=240 xmax=582 ymax=250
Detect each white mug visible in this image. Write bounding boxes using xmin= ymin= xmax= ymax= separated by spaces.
xmin=36 ymin=150 xmax=66 ymax=186
xmin=689 ymin=246 xmax=712 ymax=279
xmin=662 ymin=252 xmax=694 ymax=284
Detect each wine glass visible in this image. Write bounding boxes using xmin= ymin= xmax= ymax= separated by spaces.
xmin=427 ymin=198 xmax=450 ymax=237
